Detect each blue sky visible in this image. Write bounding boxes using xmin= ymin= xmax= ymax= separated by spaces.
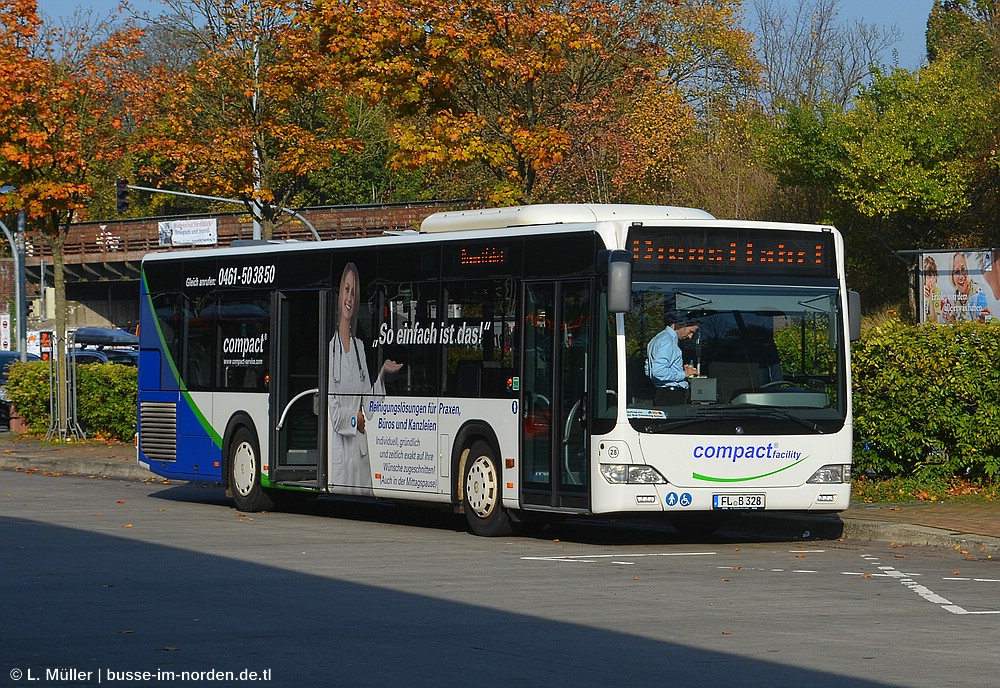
xmin=36 ymin=0 xmax=161 ymax=20
xmin=815 ymin=0 xmax=936 ymax=69
xmin=39 ymin=0 xmax=936 ymax=71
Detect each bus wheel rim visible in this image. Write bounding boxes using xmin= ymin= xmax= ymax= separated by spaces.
xmin=466 ymin=455 xmax=497 ymax=519
xmin=233 ymin=441 xmax=256 ymax=497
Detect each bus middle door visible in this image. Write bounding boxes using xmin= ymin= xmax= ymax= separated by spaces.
xmin=270 ymin=290 xmax=329 ymax=488
xmin=521 ymin=280 xmax=590 ymax=511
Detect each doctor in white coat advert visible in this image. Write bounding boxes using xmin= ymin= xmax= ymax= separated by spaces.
xmin=328 ymin=262 xmax=403 ymax=493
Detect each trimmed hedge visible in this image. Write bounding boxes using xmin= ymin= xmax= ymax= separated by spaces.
xmin=853 ymin=318 xmax=1000 ymax=479
xmin=5 ymin=361 xmax=137 ymax=442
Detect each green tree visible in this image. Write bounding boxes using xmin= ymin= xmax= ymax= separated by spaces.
xmin=926 ymin=0 xmax=1000 ymax=66
xmin=837 ymin=57 xmax=995 ymax=248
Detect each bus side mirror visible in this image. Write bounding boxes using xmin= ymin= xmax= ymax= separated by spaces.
xmin=848 ymin=290 xmax=862 ymax=341
xmin=607 ymin=250 xmax=632 ymax=313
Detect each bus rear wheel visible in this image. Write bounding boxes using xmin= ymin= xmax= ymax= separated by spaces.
xmin=228 ymin=426 xmax=274 ymax=513
xmin=463 ymin=441 xmax=513 ymax=537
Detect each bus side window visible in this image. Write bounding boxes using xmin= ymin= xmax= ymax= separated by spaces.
xmin=443 ymin=278 xmax=515 ymax=398
xmin=215 ymin=292 xmax=270 ymax=391
xmin=377 ymin=281 xmax=440 ymax=396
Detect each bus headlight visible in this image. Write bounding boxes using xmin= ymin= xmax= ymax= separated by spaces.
xmin=600 ymin=464 xmax=667 ymax=484
xmin=807 ymin=464 xmax=852 ymax=484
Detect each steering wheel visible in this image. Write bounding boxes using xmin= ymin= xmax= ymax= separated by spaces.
xmin=760 ymin=381 xmax=798 ymax=389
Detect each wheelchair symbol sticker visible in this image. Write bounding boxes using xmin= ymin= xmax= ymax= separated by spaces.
xmin=679 ymin=492 xmax=692 ymax=507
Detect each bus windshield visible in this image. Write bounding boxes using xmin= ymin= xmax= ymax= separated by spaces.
xmin=625 ymin=282 xmax=847 ymax=434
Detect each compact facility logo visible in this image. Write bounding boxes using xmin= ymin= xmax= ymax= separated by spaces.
xmin=690 ymin=441 xmax=810 ymax=483
xmin=692 ymin=442 xmax=802 ymax=463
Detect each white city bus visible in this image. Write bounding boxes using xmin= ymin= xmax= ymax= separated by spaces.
xmin=138 ymin=204 xmax=860 ymax=536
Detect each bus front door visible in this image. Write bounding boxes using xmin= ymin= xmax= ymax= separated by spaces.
xmin=271 ymin=290 xmax=329 ymax=487
xmin=521 ymin=281 xmax=590 ymax=510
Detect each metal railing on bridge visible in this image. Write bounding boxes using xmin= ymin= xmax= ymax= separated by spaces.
xmin=22 ymin=200 xmax=465 ymax=283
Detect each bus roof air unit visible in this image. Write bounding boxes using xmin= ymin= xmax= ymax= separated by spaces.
xmin=420 ymin=203 xmax=715 ymax=233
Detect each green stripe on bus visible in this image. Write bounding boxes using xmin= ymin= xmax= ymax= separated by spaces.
xmin=692 ymin=458 xmax=807 ymax=483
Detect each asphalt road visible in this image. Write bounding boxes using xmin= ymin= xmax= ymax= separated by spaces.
xmin=3 ymin=471 xmax=999 ymax=687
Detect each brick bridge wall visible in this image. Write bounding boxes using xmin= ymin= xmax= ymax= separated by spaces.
xmin=22 ymin=200 xmax=465 ymax=272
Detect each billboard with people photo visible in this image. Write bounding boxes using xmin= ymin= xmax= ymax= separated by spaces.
xmin=920 ymin=250 xmax=999 ymax=324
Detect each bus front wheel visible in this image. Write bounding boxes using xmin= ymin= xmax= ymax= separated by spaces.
xmin=463 ymin=440 xmax=513 ymax=537
xmin=228 ymin=426 xmax=274 ymax=513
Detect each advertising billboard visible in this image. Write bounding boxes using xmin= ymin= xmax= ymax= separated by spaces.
xmin=158 ymin=218 xmax=218 ymax=247
xmin=920 ymin=250 xmax=1000 ymax=324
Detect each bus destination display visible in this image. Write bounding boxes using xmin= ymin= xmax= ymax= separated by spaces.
xmin=630 ymin=228 xmax=834 ymax=276
xmin=459 ymin=245 xmax=505 ymax=266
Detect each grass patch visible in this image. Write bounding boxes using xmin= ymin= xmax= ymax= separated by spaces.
xmin=853 ymin=475 xmax=1000 ymax=504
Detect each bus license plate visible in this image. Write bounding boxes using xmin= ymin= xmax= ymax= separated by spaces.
xmin=713 ymin=494 xmax=765 ymax=510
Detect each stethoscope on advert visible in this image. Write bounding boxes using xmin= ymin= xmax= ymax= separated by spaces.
xmin=332 ymin=330 xmax=366 ymax=385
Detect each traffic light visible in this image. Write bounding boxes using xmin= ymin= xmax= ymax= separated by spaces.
xmin=115 ymin=178 xmax=129 ymax=214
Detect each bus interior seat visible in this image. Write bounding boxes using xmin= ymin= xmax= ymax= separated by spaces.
xmin=456 ymin=360 xmax=482 ymax=397
xmin=186 ymin=346 xmax=210 ymax=388
xmin=707 ymin=361 xmax=758 ymax=402
xmin=627 ymin=356 xmax=654 ymax=403
xmin=288 ymin=410 xmax=318 ymax=450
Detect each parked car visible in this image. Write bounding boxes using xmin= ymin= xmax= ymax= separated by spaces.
xmin=102 ymin=349 xmax=138 ymax=366
xmin=70 ymin=327 xmax=139 ymax=367
xmin=68 ymin=349 xmax=110 ymax=365
xmin=0 ymin=351 xmax=41 ymax=432
xmin=73 ymin=327 xmax=138 ymax=348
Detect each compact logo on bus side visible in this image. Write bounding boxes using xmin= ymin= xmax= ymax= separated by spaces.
xmin=222 ymin=333 xmax=268 ymax=368
xmin=690 ymin=442 xmax=808 ymax=483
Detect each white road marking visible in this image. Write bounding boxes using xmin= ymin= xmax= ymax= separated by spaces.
xmin=522 ymin=550 xmax=1000 ymax=614
xmin=522 ymin=552 xmax=716 ymax=562
xmin=940 ymin=577 xmax=1000 ymax=583
xmin=856 ymin=555 xmax=1000 ymax=615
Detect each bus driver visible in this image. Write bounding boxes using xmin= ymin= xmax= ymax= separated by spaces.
xmin=645 ymin=317 xmax=700 ymax=406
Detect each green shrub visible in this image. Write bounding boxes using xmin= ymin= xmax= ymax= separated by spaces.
xmin=6 ymin=361 xmax=137 ymax=441
xmin=76 ymin=363 xmax=138 ymax=441
xmin=853 ymin=318 xmax=1000 ymax=479
xmin=5 ymin=361 xmax=51 ymax=435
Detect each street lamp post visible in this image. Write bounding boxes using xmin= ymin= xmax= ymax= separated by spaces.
xmin=0 ymin=185 xmax=27 ymax=361
xmin=15 ymin=209 xmax=26 ymax=360
xmin=124 ymin=183 xmax=320 ymax=241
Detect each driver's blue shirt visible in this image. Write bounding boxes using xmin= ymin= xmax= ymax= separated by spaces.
xmin=645 ymin=326 xmax=688 ymax=389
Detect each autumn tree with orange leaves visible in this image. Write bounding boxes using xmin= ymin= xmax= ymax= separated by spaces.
xmin=306 ymin=0 xmax=643 ymax=204
xmin=305 ymin=0 xmax=760 ymax=206
xmin=132 ymin=0 xmax=360 ymax=239
xmin=0 ymin=0 xmax=145 ymax=436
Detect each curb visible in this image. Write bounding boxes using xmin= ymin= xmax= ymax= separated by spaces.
xmin=0 ymin=456 xmax=155 ymax=483
xmin=4 ymin=456 xmax=1000 ymax=556
xmin=736 ymin=510 xmax=1000 ymax=557
xmin=840 ymin=517 xmax=1000 ymax=556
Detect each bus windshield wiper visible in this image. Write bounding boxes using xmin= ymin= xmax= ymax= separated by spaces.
xmin=644 ymin=407 xmax=754 ymax=433
xmin=726 ymin=404 xmax=826 ymax=434
xmin=644 ymin=416 xmax=716 ymax=433
xmin=643 ymin=405 xmax=825 ymax=434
